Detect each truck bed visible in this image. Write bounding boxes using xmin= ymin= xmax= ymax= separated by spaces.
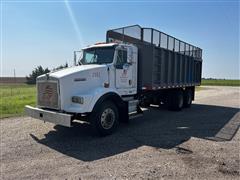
xmin=106 ymin=25 xmax=202 ymax=91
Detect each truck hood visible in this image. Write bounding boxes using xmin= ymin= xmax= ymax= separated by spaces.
xmin=46 ymin=64 xmax=107 ymax=79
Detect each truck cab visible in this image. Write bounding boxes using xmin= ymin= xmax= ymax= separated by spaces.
xmin=26 ymin=43 xmax=140 ymax=135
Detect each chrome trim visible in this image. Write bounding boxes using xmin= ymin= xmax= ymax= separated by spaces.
xmin=25 ymin=105 xmax=72 ymax=127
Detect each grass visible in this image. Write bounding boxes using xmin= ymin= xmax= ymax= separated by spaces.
xmin=201 ymin=79 xmax=240 ymax=86
xmin=0 ymin=84 xmax=36 ymax=118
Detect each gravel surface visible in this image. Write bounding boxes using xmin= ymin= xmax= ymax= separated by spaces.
xmin=1 ymin=86 xmax=240 ymax=180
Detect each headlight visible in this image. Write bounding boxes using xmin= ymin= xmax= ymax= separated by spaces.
xmin=72 ymin=96 xmax=84 ymax=104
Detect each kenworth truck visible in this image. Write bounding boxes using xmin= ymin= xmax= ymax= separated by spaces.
xmin=25 ymin=25 xmax=202 ymax=136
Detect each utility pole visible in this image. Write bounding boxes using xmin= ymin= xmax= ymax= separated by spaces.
xmin=14 ymin=69 xmax=16 ymax=84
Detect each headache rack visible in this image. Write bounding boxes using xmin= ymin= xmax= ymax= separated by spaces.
xmin=106 ymin=25 xmax=202 ymax=90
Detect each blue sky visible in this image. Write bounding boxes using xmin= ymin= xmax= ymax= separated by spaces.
xmin=1 ymin=0 xmax=239 ymax=79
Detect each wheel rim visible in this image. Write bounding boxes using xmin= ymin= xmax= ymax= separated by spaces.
xmin=100 ymin=108 xmax=115 ymax=130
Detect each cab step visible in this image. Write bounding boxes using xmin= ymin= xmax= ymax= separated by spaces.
xmin=128 ymin=99 xmax=139 ymax=113
xmin=127 ymin=99 xmax=146 ymax=120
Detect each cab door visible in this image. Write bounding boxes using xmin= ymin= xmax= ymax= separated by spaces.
xmin=115 ymin=48 xmax=133 ymax=89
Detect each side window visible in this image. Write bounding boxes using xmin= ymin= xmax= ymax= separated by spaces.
xmin=116 ymin=50 xmax=127 ymax=69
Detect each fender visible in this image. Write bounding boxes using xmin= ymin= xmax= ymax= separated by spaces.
xmin=91 ymin=91 xmax=128 ymax=122
xmin=89 ymin=87 xmax=124 ymax=112
xmin=92 ymin=92 xmax=124 ymax=112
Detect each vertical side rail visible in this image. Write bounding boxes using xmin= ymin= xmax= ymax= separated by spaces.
xmin=159 ymin=31 xmax=161 ymax=47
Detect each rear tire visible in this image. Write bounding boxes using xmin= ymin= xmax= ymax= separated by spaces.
xmin=167 ymin=90 xmax=184 ymax=111
xmin=90 ymin=101 xmax=119 ymax=136
xmin=183 ymin=89 xmax=192 ymax=108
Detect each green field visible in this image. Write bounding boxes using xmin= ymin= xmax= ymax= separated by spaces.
xmin=0 ymin=84 xmax=36 ymax=118
xmin=0 ymin=79 xmax=239 ymax=118
xmin=201 ymin=79 xmax=240 ymax=86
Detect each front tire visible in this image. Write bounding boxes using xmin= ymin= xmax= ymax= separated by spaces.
xmin=90 ymin=101 xmax=119 ymax=136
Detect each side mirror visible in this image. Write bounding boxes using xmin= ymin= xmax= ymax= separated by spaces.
xmin=74 ymin=50 xmax=82 ymax=66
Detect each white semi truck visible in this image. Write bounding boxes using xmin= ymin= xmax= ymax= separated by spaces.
xmin=25 ymin=25 xmax=202 ymax=136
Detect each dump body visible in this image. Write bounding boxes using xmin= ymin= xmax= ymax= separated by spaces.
xmin=106 ymin=25 xmax=202 ymax=91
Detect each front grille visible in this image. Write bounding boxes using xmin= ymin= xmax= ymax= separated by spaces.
xmin=37 ymin=81 xmax=59 ymax=109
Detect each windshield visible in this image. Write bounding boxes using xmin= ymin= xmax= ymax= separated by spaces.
xmin=81 ymin=47 xmax=115 ymax=65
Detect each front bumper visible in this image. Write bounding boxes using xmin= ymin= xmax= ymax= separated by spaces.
xmin=25 ymin=105 xmax=73 ymax=127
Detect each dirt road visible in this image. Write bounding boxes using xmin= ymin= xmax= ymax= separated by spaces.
xmin=1 ymin=86 xmax=240 ymax=179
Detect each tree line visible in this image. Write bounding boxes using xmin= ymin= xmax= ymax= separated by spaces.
xmin=26 ymin=63 xmax=68 ymax=84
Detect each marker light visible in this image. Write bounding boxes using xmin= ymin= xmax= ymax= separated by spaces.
xmin=104 ymin=82 xmax=110 ymax=88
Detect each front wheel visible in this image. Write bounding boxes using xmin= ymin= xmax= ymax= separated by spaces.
xmin=90 ymin=101 xmax=119 ymax=136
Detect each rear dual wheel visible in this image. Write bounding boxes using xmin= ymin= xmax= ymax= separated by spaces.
xmin=167 ymin=89 xmax=192 ymax=111
xmin=183 ymin=89 xmax=192 ymax=108
xmin=167 ymin=90 xmax=184 ymax=111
